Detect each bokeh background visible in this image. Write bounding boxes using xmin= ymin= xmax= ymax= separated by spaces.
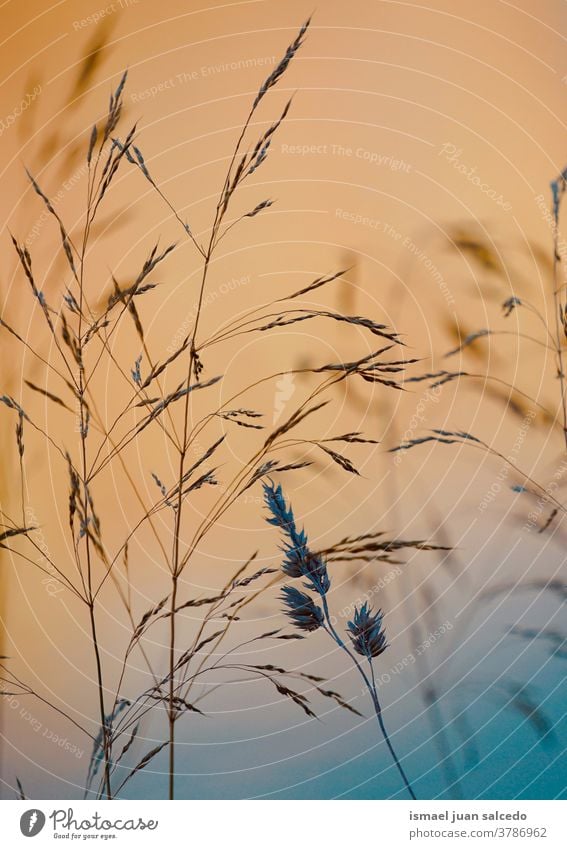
xmin=0 ymin=0 xmax=566 ymax=800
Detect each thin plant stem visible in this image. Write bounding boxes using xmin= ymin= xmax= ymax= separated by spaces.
xmin=367 ymin=659 xmax=417 ymax=801
xmin=88 ymin=602 xmax=112 ymax=799
xmin=163 ymin=88 xmax=276 ymax=796
xmin=552 ymin=199 xmax=567 ymax=450
xmin=319 ymin=595 xmax=417 ymax=800
xmin=167 ymin=245 xmax=213 ymax=799
xmin=168 ymin=573 xmax=178 ymax=800
xmin=384 ymin=243 xmax=464 ymax=798
xmin=78 ymin=161 xmax=112 ymax=800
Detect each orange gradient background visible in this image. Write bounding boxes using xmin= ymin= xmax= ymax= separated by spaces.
xmin=0 ymin=0 xmax=565 ymax=800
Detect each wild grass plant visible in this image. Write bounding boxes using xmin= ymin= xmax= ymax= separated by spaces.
xmin=0 ymin=19 xmax=447 ymax=800
xmin=387 ymin=169 xmax=567 ymax=775
xmin=263 ymin=479 xmax=417 ymax=799
xmin=301 ymin=170 xmax=567 ymax=796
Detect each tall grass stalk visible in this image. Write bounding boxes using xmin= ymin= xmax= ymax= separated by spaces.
xmin=0 ymin=18 xmax=431 ymax=800
xmin=387 ymin=168 xmax=567 ymax=769
xmin=264 ymin=480 xmax=418 ymax=800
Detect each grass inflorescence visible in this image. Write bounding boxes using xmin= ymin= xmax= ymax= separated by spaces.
xmin=263 ymin=480 xmax=418 ymax=800
xmin=0 ymin=19 xmax=433 ymax=800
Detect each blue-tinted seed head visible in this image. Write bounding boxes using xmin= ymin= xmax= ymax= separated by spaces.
xmin=263 ymin=480 xmax=330 ymax=596
xmin=280 ymin=585 xmax=324 ymax=632
xmin=347 ymin=602 xmax=388 ymax=659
